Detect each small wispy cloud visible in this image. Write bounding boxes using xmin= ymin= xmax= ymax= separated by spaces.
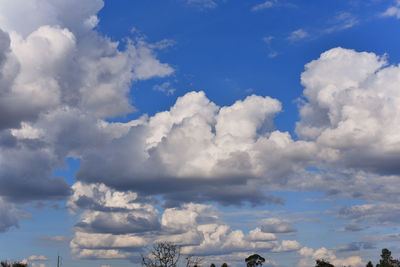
xmin=252 ymin=0 xmax=275 ymax=11
xmin=153 ymin=81 xmax=176 ymax=96
xmin=287 ymin=29 xmax=308 ymax=41
xmin=28 ymin=255 xmax=48 ymax=261
xmin=187 ymin=0 xmax=217 ymax=9
xmin=252 ymin=0 xmax=295 ymax=11
xmin=324 ymin=12 xmax=359 ymax=33
xmin=382 ymin=0 xmax=400 ymax=19
xmin=263 ymin=35 xmax=279 ymax=58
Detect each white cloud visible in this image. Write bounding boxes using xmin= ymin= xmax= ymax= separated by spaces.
xmin=187 ymin=0 xmax=217 ymax=9
xmin=0 ymin=0 xmax=174 ymax=230
xmin=153 ymin=81 xmax=176 ymax=95
xmin=252 ymin=1 xmax=276 ymax=11
xmin=324 ymin=12 xmax=359 ymax=33
xmin=247 ymin=228 xmax=277 ymax=242
xmin=68 ymin=184 xmax=302 ymax=260
xmin=251 ymin=0 xmax=295 ymax=11
xmin=296 ymin=47 xmax=400 ymax=177
xmin=287 ymin=29 xmax=308 ymax=41
xmin=28 ymin=255 xmax=48 ymax=261
xmin=382 ymin=1 xmax=400 ymax=19
xmin=271 ymin=240 xmax=301 ymax=252
xmin=297 ymin=247 xmax=364 ymax=267
xmin=76 ymin=91 xmax=316 ymax=205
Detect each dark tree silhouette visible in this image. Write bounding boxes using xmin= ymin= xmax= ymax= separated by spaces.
xmin=210 ymin=264 xmax=216 ymax=267
xmin=366 ymin=261 xmax=373 ymax=267
xmin=1 ymin=262 xmax=27 ymax=267
xmin=315 ymin=259 xmax=335 ymax=267
xmin=221 ymin=263 xmax=228 ymax=267
xmin=377 ymin=248 xmax=393 ymax=267
xmin=245 ymin=254 xmax=266 ymax=267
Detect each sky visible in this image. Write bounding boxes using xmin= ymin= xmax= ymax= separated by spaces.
xmin=1 ymin=0 xmax=400 ymax=267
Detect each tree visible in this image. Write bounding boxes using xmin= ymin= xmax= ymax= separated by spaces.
xmin=315 ymin=259 xmax=335 ymax=267
xmin=221 ymin=263 xmax=228 ymax=267
xmin=210 ymin=264 xmax=215 ymax=267
xmin=185 ymin=255 xmax=202 ymax=267
xmin=245 ymin=254 xmax=266 ymax=267
xmin=142 ymin=242 xmax=181 ymax=267
xmin=366 ymin=261 xmax=373 ymax=267
xmin=1 ymin=262 xmax=27 ymax=267
xmin=376 ymin=248 xmax=393 ymax=267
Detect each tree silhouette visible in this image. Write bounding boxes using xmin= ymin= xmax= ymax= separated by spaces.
xmin=0 ymin=262 xmax=27 ymax=267
xmin=366 ymin=261 xmax=373 ymax=267
xmin=315 ymin=259 xmax=334 ymax=267
xmin=210 ymin=264 xmax=215 ymax=267
xmin=377 ymin=248 xmax=393 ymax=267
xmin=245 ymin=254 xmax=266 ymax=267
xmin=221 ymin=263 xmax=228 ymax=267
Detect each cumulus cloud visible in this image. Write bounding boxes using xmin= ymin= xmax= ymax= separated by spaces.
xmin=75 ymin=91 xmax=315 ymax=206
xmin=296 ymin=47 xmax=400 ymax=174
xmin=68 ymin=183 xmax=301 ymax=260
xmin=72 ymin=92 xmax=314 ymax=204
xmin=0 ymin=0 xmax=174 ymax=230
xmin=297 ymin=247 xmax=364 ymax=267
xmin=68 ymin=182 xmax=160 ymax=234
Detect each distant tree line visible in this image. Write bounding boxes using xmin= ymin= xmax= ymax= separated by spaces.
xmin=141 ymin=242 xmax=267 ymax=267
xmin=1 ymin=262 xmax=27 ymax=267
xmin=2 ymin=242 xmax=396 ymax=267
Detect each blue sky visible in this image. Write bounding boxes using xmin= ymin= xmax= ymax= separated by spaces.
xmin=1 ymin=1 xmax=400 ymax=267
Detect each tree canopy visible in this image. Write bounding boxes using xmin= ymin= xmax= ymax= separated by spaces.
xmin=245 ymin=254 xmax=266 ymax=267
xmin=377 ymin=248 xmax=394 ymax=267
xmin=315 ymin=259 xmax=335 ymax=267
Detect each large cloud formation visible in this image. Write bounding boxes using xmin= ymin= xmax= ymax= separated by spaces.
xmin=76 ymin=91 xmax=315 ymax=206
xmin=67 ymin=182 xmax=301 ymax=262
xmin=2 ymin=0 xmax=400 ymax=265
xmin=0 ymin=0 xmax=173 ymax=228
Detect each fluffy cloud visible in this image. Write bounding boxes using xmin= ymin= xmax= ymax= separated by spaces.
xmin=68 ymin=183 xmax=301 ymax=260
xmin=0 ymin=0 xmax=173 ymax=228
xmin=297 ymin=247 xmax=364 ymax=267
xmin=76 ymin=91 xmax=315 ymax=206
xmin=296 ymin=47 xmax=400 ymax=175
xmin=68 ymin=182 xmax=160 ymax=234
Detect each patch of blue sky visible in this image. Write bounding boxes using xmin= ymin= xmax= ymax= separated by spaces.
xmin=52 ymin=157 xmax=81 ymax=186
